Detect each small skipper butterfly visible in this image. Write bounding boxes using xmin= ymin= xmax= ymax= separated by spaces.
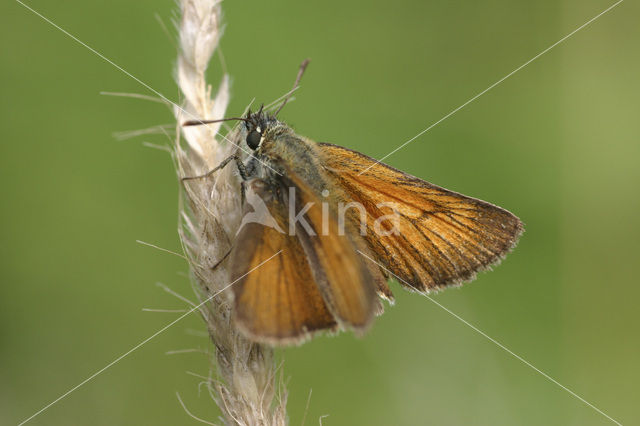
xmin=183 ymin=60 xmax=523 ymax=345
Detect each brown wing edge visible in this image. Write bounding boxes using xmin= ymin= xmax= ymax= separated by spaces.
xmin=413 ymin=217 xmax=525 ymax=293
xmin=234 ymin=307 xmax=340 ymax=347
xmin=396 ymin=201 xmax=524 ymax=293
xmin=316 ymin=142 xmax=525 ymax=293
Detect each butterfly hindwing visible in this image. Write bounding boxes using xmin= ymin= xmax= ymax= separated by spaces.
xmin=281 ymin=174 xmax=379 ymax=331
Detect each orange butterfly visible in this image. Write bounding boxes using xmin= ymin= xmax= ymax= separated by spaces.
xmin=183 ymin=61 xmax=523 ymax=345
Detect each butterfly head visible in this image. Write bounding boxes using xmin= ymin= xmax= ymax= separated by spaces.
xmin=243 ymin=105 xmax=279 ymax=150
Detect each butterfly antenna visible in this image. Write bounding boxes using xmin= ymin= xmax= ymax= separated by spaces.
xmin=274 ymin=59 xmax=310 ymax=117
xmin=182 ymin=117 xmax=248 ymax=127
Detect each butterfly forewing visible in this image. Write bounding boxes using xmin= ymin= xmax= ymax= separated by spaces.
xmin=229 ymin=181 xmax=337 ymax=344
xmin=316 ymin=143 xmax=523 ymax=292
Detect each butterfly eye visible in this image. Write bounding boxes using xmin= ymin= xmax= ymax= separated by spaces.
xmin=246 ymin=130 xmax=262 ymax=150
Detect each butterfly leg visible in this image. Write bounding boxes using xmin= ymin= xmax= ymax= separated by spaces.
xmin=210 ymin=246 xmax=232 ymax=272
xmin=181 ymin=154 xmax=249 ymax=181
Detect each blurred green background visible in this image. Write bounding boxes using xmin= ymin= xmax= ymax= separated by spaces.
xmin=2 ymin=0 xmax=638 ymax=424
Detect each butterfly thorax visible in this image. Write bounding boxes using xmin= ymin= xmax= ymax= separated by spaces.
xmin=241 ymin=110 xmax=326 ymax=192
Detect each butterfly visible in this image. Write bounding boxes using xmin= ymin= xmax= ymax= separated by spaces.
xmin=182 ymin=60 xmax=523 ymax=345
